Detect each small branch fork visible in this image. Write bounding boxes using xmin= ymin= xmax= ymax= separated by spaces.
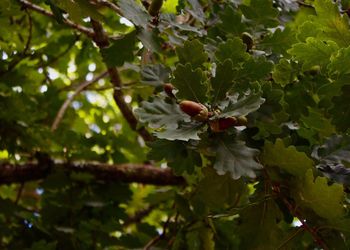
xmin=263 ymin=170 xmax=329 ymax=250
xmin=19 ymin=1 xmax=153 ymax=141
xmin=90 ymin=19 xmax=153 ymax=142
xmin=51 ymin=71 xmax=108 ymax=131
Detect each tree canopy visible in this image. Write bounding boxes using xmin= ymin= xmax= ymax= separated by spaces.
xmin=1 ymin=0 xmax=350 ymax=249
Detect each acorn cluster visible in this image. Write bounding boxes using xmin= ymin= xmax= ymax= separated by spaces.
xmin=164 ymin=83 xmax=248 ymax=133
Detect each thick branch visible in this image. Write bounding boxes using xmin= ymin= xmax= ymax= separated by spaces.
xmin=18 ymin=0 xmax=95 ymax=37
xmin=0 ymin=162 xmax=185 ymax=186
xmin=90 ymin=20 xmax=153 ymax=142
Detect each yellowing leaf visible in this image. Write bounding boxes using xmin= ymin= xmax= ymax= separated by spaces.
xmin=314 ymin=0 xmax=350 ymax=47
xmin=296 ymin=169 xmax=344 ymax=219
xmin=288 ymin=37 xmax=339 ymax=70
xmin=262 ymin=139 xmax=314 ymax=176
xmin=162 ymin=0 xmax=178 ymax=13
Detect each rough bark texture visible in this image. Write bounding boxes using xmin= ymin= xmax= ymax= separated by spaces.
xmin=0 ymin=162 xmax=185 ymax=186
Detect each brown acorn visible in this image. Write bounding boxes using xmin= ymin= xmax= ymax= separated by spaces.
xmin=148 ymin=0 xmax=163 ymax=16
xmin=179 ymin=100 xmax=208 ymax=122
xmin=237 ymin=116 xmax=248 ymax=126
xmin=163 ymin=83 xmax=175 ymax=98
xmin=209 ymin=117 xmax=238 ymax=132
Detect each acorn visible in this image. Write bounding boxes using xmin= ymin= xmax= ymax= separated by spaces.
xmin=307 ymin=65 xmax=321 ymax=76
xmin=163 ymin=83 xmax=175 ymax=98
xmin=241 ymin=32 xmax=253 ymax=51
xmin=179 ymin=100 xmax=208 ymax=122
xmin=209 ymin=117 xmax=238 ymax=132
xmin=148 ymin=0 xmax=163 ymax=16
xmin=237 ymin=116 xmax=248 ymax=126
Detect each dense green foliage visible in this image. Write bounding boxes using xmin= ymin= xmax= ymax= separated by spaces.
xmin=1 ymin=0 xmax=350 ymax=249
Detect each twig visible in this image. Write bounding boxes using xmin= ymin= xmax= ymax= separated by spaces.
xmin=94 ymin=0 xmax=122 ymax=16
xmin=14 ymin=183 xmax=25 ymax=205
xmin=297 ymin=1 xmax=314 ymax=8
xmin=23 ymin=9 xmax=33 ymax=55
xmin=0 ymin=10 xmax=33 ymax=76
xmin=18 ymin=0 xmax=95 ymax=37
xmin=124 ymin=205 xmax=157 ymax=226
xmin=51 ymin=71 xmax=108 ymax=131
xmin=40 ymin=36 xmax=79 ymax=68
xmin=90 ymin=19 xmax=153 ymax=142
xmin=282 ymin=198 xmax=329 ymax=250
xmin=263 ymin=169 xmax=329 ymax=250
xmin=277 ymin=227 xmax=304 ymax=250
xmin=143 ymin=214 xmax=171 ymax=250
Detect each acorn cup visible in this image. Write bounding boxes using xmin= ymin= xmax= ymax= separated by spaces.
xmin=148 ymin=0 xmax=163 ymax=16
xmin=237 ymin=116 xmax=248 ymax=126
xmin=179 ymin=100 xmax=209 ymax=122
xmin=209 ymin=117 xmax=238 ymax=133
xmin=163 ymin=83 xmax=176 ymax=98
xmin=241 ymin=32 xmax=254 ymax=51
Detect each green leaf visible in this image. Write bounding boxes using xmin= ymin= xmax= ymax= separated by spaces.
xmin=313 ymin=0 xmax=350 ymax=47
xmin=217 ymin=5 xmax=245 ymax=36
xmin=288 ymin=37 xmax=339 ymax=70
xmin=52 ymin=0 xmax=104 ymax=22
xmin=295 ymin=169 xmax=344 ymax=219
xmin=237 ymin=57 xmax=273 ymax=82
xmin=140 ymin=64 xmax=171 ymax=86
xmin=272 ymin=58 xmax=294 ymax=87
xmin=101 ymin=31 xmax=136 ymax=67
xmin=118 ymin=0 xmax=150 ymax=29
xmin=155 ymin=121 xmax=203 ymax=141
xmin=147 ymin=139 xmax=202 ymax=174
xmin=296 ymin=21 xmax=320 ymax=42
xmin=196 ymin=167 xmax=247 ymax=208
xmin=171 ymin=63 xmax=208 ymax=103
xmin=213 ymin=135 xmax=262 ymax=179
xmin=211 ymin=59 xmax=235 ymax=102
xmin=260 ymin=27 xmax=296 ymax=55
xmin=215 ymin=38 xmax=250 ymax=65
xmin=186 ymin=223 xmax=215 ymax=250
xmin=46 ymin=0 xmax=65 ymax=24
xmin=240 ymin=0 xmax=279 ymax=28
xmin=28 ymin=240 xmax=57 ymax=250
xmin=217 ymin=92 xmax=265 ymax=118
xmin=137 ymin=28 xmax=162 ymax=53
xmin=300 ymin=108 xmax=335 ymax=138
xmin=238 ymin=199 xmax=284 ymax=249
xmin=329 ymin=85 xmax=350 ymax=131
xmin=175 ymin=194 xmax=194 ymax=220
xmin=328 ymin=46 xmax=350 ymax=75
xmin=135 ymin=96 xmax=190 ymax=129
xmin=176 ymin=39 xmax=208 ymax=68
xmin=262 ymin=139 xmax=314 ymax=177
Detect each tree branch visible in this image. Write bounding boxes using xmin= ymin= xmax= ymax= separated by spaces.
xmin=93 ymin=0 xmax=122 ymax=16
xmin=0 ymin=162 xmax=185 ymax=186
xmin=51 ymin=71 xmax=109 ymax=131
xmin=90 ymin=19 xmax=154 ymax=142
xmin=18 ymin=0 xmax=95 ymax=37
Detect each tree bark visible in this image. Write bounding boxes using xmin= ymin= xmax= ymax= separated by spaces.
xmin=0 ymin=162 xmax=185 ymax=186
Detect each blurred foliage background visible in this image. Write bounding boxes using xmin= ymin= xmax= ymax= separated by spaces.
xmin=1 ymin=0 xmax=350 ymax=249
